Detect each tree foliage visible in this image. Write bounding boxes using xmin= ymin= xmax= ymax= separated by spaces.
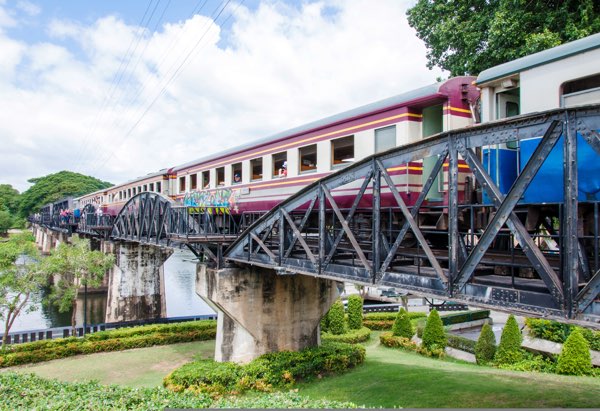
xmin=421 ymin=309 xmax=446 ymax=350
xmin=0 ymin=232 xmax=46 ymax=347
xmin=494 ymin=314 xmax=523 ymax=364
xmin=0 ymin=211 xmax=12 ymax=235
xmin=346 ymin=295 xmax=363 ymax=330
xmin=392 ymin=308 xmax=414 ymax=339
xmin=19 ymin=171 xmax=112 ymax=218
xmin=43 ymin=237 xmax=114 ymax=332
xmin=0 ymin=184 xmax=20 ymax=216
xmin=475 ymin=323 xmax=497 ymax=364
xmin=556 ymin=328 xmax=593 ymax=376
xmin=407 ymin=0 xmax=600 ymax=75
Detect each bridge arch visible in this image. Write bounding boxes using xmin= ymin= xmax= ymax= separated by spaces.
xmin=111 ymin=192 xmax=174 ymax=245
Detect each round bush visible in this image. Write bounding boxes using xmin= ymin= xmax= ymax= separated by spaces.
xmin=556 ymin=328 xmax=593 ymax=376
xmin=346 ymin=295 xmax=363 ymax=330
xmin=494 ymin=314 xmax=523 ymax=365
xmin=421 ymin=309 xmax=446 ymax=351
xmin=327 ymin=299 xmax=346 ymax=335
xmin=392 ymin=308 xmax=414 ymax=339
xmin=475 ymin=323 xmax=496 ymax=364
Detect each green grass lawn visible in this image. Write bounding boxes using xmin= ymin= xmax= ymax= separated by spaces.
xmin=3 ymin=334 xmax=599 ymax=408
xmin=3 ymin=340 xmax=215 ymax=388
xmin=297 ymin=333 xmax=600 ymax=408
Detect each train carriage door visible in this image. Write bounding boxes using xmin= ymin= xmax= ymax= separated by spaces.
xmin=422 ymin=105 xmax=444 ymax=201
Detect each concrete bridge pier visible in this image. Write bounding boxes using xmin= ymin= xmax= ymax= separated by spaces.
xmin=41 ymin=228 xmax=56 ymax=254
xmin=196 ymin=265 xmax=341 ymax=363
xmin=105 ymin=242 xmax=172 ymax=323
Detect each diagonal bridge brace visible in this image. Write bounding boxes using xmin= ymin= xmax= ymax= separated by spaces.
xmin=377 ymin=147 xmax=449 ymax=279
xmin=454 ymin=120 xmax=564 ymax=303
xmin=575 ymin=269 xmax=600 ymax=314
xmin=376 ymin=159 xmax=448 ymax=285
xmin=322 ymin=170 xmax=374 ymax=270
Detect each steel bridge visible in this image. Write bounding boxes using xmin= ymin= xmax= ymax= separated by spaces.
xmin=32 ymin=105 xmax=600 ymax=326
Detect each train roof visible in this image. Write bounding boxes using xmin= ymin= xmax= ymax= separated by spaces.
xmin=172 ymin=78 xmax=471 ymax=173
xmin=477 ymin=32 xmax=600 ymax=85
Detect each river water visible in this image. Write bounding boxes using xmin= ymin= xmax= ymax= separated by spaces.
xmin=1 ymin=249 xmax=215 ymax=333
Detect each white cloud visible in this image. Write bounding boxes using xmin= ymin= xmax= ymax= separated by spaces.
xmin=0 ymin=0 xmax=443 ymax=193
xmin=16 ymin=1 xmax=41 ymax=17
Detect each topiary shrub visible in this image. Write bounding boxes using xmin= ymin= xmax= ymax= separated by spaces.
xmin=321 ymin=327 xmax=371 ymax=344
xmin=556 ymin=328 xmax=593 ymax=376
xmin=494 ymin=315 xmax=523 ymax=365
xmin=327 ymin=299 xmax=346 ymax=335
xmin=475 ymin=323 xmax=496 ymax=364
xmin=392 ymin=308 xmax=414 ymax=339
xmin=320 ymin=310 xmax=330 ymax=333
xmin=421 ymin=309 xmax=446 ymax=351
xmin=346 ymin=295 xmax=363 ymax=330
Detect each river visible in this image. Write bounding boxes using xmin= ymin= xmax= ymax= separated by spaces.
xmin=1 ymin=249 xmax=215 ymax=333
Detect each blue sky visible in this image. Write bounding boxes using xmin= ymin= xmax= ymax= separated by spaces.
xmin=0 ymin=0 xmax=442 ymax=192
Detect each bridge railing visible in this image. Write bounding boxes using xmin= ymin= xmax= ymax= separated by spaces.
xmin=168 ymin=206 xmax=242 ymax=241
xmin=224 ymin=105 xmax=600 ymax=326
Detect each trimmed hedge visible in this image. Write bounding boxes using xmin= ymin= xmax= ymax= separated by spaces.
xmin=441 ymin=310 xmax=490 ymax=326
xmin=494 ymin=315 xmax=523 ymax=365
xmin=379 ymin=332 xmax=444 ymax=358
xmin=164 ymin=342 xmax=366 ymax=394
xmin=363 ymin=311 xmax=426 ymax=330
xmin=0 ymin=372 xmax=357 ymax=410
xmin=392 ymin=308 xmax=414 ymax=339
xmin=327 ymin=300 xmax=346 ymax=335
xmin=422 ymin=310 xmax=446 ymax=351
xmin=346 ymin=295 xmax=364 ymax=330
xmin=556 ymin=328 xmax=593 ymax=376
xmin=446 ymin=334 xmax=476 ymax=354
xmin=0 ymin=320 xmax=217 ymax=368
xmin=321 ymin=327 xmax=371 ymax=344
xmin=475 ymin=323 xmax=496 ymax=364
xmin=525 ymin=318 xmax=600 ymax=351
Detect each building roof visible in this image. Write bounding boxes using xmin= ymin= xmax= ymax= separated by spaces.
xmin=476 ymin=32 xmax=600 ymax=85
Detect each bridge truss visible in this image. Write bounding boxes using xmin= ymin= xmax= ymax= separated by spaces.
xmin=225 ymin=106 xmax=600 ymax=325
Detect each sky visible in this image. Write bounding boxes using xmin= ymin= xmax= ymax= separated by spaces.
xmin=0 ymin=0 xmax=444 ymax=192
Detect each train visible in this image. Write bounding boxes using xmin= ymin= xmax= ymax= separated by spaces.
xmin=65 ymin=33 xmax=599 ymax=245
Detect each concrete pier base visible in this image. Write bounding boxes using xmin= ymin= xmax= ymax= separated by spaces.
xmin=196 ymin=264 xmax=341 ymax=363
xmin=105 ymin=242 xmax=172 ymax=323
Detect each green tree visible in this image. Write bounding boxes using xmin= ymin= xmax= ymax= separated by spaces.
xmin=407 ymin=0 xmax=600 ymax=76
xmin=392 ymin=308 xmax=414 ymax=339
xmin=327 ymin=299 xmax=346 ymax=335
xmin=0 ymin=184 xmax=20 ymax=216
xmin=421 ymin=309 xmax=446 ymax=350
xmin=43 ymin=237 xmax=114 ymax=333
xmin=0 ymin=233 xmax=47 ymax=347
xmin=346 ymin=295 xmax=363 ymax=330
xmin=0 ymin=209 xmax=12 ymax=235
xmin=19 ymin=171 xmax=112 ymax=218
xmin=475 ymin=323 xmax=497 ymax=364
xmin=494 ymin=314 xmax=523 ymax=364
xmin=556 ymin=328 xmax=593 ymax=376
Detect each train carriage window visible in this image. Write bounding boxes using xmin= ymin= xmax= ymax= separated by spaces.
xmin=272 ymin=152 xmax=287 ymax=177
xmin=331 ymin=135 xmax=354 ymax=167
xmin=250 ymin=158 xmax=263 ymax=181
xmin=201 ymin=171 xmax=210 ymax=189
xmin=190 ymin=174 xmax=197 ymax=190
xmin=299 ymin=144 xmax=317 ymax=173
xmin=128 ymin=188 xmax=132 ymax=198
xmin=375 ymin=125 xmax=396 ymax=153
xmin=149 ymin=183 xmax=154 ymax=192
xmin=216 ymin=167 xmax=225 ymax=186
xmin=561 ymin=74 xmax=600 ymax=107
xmin=156 ymin=181 xmax=162 ymax=193
xmin=143 ymin=184 xmax=147 ymax=192
xmin=179 ymin=176 xmax=186 ymax=193
xmin=232 ymin=162 xmax=242 ymax=184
